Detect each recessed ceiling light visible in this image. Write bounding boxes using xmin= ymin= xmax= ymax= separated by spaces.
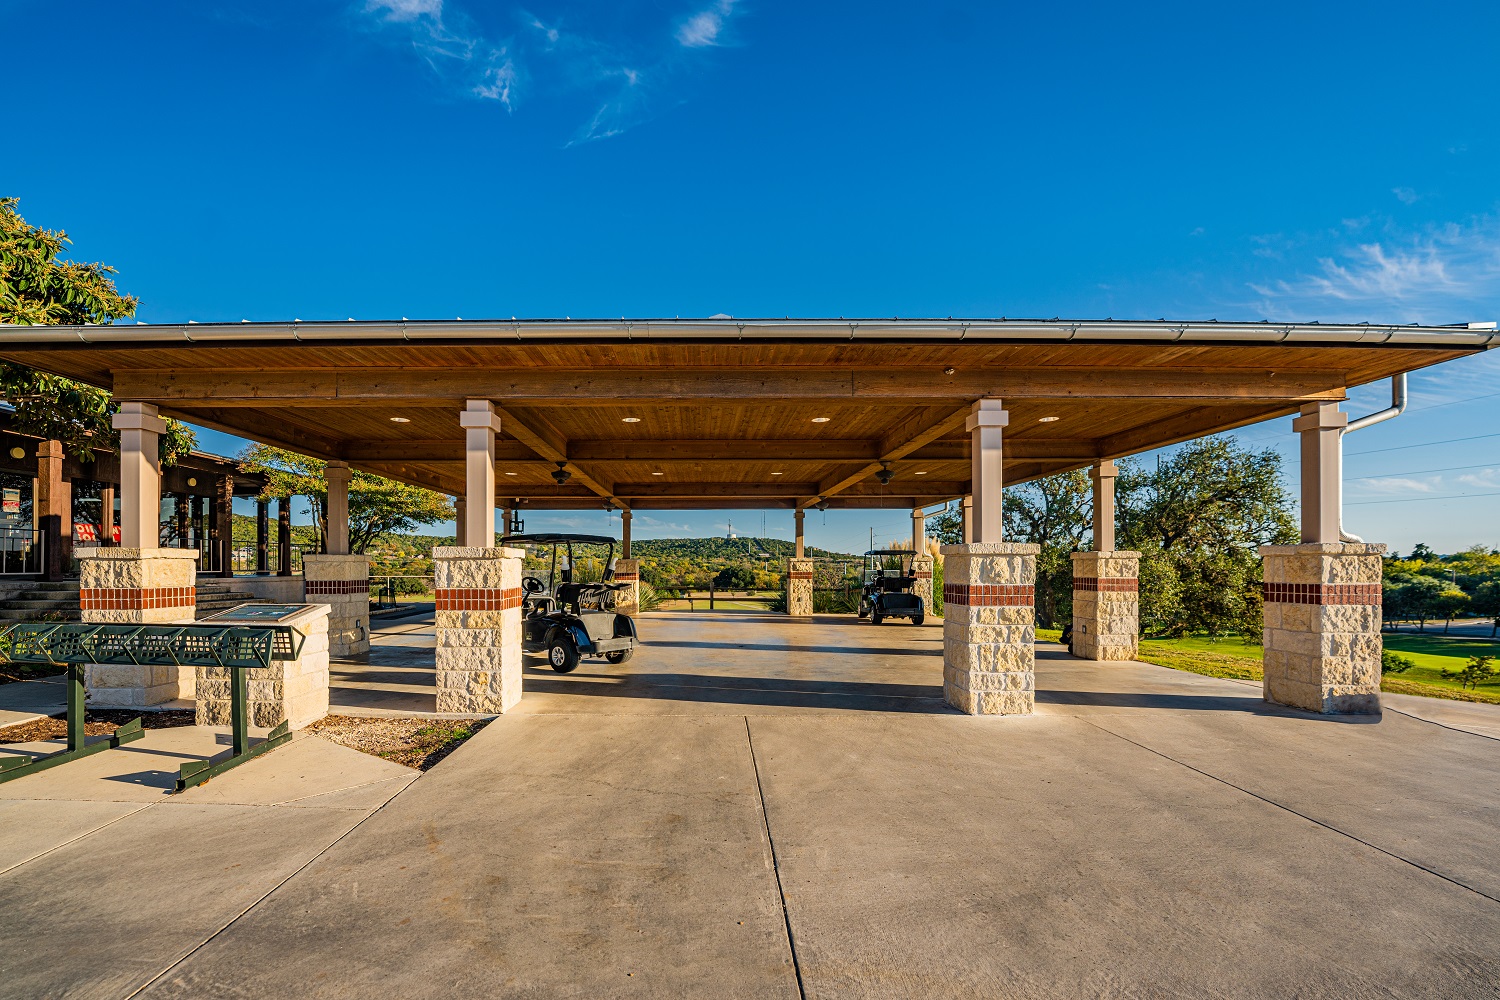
xmin=914 ymin=470 xmax=928 ymax=475
xmin=1038 ymin=416 xmax=1060 ymax=423
xmin=622 ymin=417 xmax=641 ymax=423
xmin=389 ymin=416 xmax=411 ymax=423
xmin=651 ymin=471 xmax=664 ymax=476
xmin=504 ymin=471 xmax=518 ymax=476
xmin=771 ymin=471 xmax=784 ymax=476
xmin=811 ymin=416 xmax=831 ymax=423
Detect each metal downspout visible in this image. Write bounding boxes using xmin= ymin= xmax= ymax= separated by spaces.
xmin=1338 ymin=373 xmax=1408 ymax=542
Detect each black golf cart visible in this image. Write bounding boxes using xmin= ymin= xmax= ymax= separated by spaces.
xmin=505 ymin=533 xmax=639 ymax=673
xmin=856 ymin=549 xmax=926 ymax=625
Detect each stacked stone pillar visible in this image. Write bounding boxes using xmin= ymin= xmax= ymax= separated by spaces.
xmin=80 ymin=548 xmax=199 ymax=707
xmin=910 ymin=553 xmax=935 ymax=618
xmin=302 ymin=554 xmax=370 ymax=656
xmin=786 ymin=557 xmax=814 ymax=618
xmin=941 ymin=542 xmax=1038 ymax=715
xmin=613 ymin=557 xmax=641 ymax=613
xmin=434 ymin=545 xmax=524 ymax=714
xmin=196 ymin=604 xmax=331 ymax=731
xmin=1261 ymin=543 xmax=1384 ymax=715
xmin=1069 ymin=551 xmax=1140 ymax=661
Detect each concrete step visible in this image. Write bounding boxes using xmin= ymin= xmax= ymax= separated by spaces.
xmin=1 ymin=599 xmax=81 ymax=610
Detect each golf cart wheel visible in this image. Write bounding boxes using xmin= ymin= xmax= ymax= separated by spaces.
xmin=547 ymin=636 xmax=580 ymax=674
xmin=912 ymin=613 xmax=925 ymax=626
xmin=871 ymin=610 xmax=883 ymax=625
xmin=857 ymin=602 xmax=869 ymax=620
xmin=605 ymin=648 xmax=634 ymax=665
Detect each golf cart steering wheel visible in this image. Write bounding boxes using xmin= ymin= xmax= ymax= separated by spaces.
xmin=522 ymin=576 xmax=547 ymax=595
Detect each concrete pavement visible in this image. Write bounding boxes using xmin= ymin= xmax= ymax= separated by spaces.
xmin=2 ymin=610 xmax=1498 ymax=997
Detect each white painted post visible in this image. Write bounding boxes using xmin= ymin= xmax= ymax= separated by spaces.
xmin=459 ymin=399 xmax=501 ymax=548
xmin=325 ymin=461 xmax=351 ymax=556
xmin=794 ymin=509 xmax=805 ymax=559
xmin=912 ymin=507 xmax=925 ymax=552
xmin=967 ymin=399 xmax=1008 ymax=543
xmin=1091 ymin=460 xmax=1117 ymax=552
xmin=112 ymin=402 xmax=165 ymax=549
xmin=1294 ymin=402 xmax=1346 ymax=543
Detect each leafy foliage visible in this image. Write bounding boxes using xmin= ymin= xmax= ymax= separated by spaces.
xmin=1381 ymin=650 xmax=1416 ymax=674
xmin=1002 ymin=469 xmax=1091 ymax=628
xmin=1441 ymin=654 xmax=1496 ymax=691
xmin=237 ymin=444 xmax=454 ymax=554
xmin=0 ymin=198 xmax=195 ymax=463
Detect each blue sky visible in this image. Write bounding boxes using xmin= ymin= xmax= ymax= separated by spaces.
xmin=4 ymin=0 xmax=1499 ymax=555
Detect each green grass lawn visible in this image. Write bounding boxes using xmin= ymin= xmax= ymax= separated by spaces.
xmin=1036 ymin=626 xmax=1500 ymax=705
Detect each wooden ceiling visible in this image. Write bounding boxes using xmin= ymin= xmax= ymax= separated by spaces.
xmin=0 ymin=321 xmax=1488 ymax=510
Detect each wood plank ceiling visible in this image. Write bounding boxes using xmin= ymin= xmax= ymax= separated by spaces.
xmin=0 ymin=323 xmax=1485 ymax=510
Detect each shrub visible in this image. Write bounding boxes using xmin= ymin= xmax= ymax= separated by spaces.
xmin=1381 ymin=650 xmax=1416 ymax=674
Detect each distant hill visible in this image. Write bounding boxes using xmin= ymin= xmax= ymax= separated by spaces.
xmin=628 ymin=536 xmax=853 ymax=560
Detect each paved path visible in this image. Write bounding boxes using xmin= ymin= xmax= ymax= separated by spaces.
xmin=2 ymin=611 xmax=1498 ymax=997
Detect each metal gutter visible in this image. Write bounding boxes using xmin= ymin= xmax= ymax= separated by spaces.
xmin=0 ymin=318 xmax=1496 ymax=349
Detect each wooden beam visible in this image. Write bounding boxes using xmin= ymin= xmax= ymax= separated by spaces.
xmin=492 ymin=405 xmax=622 ymax=509
xmin=1099 ymin=403 xmax=1295 ymax=459
xmin=164 ymin=406 xmax=343 ymax=461
xmin=342 ymin=439 xmax=531 ymax=462
xmin=803 ymin=405 xmax=972 ymax=508
xmin=337 ymin=437 xmax=1098 ymax=464
xmin=115 ymin=367 xmax=1352 ymax=406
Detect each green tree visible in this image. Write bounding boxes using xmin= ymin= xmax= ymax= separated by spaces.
xmin=1433 ymin=586 xmax=1470 ymax=635
xmin=1441 ymin=654 xmax=1496 ymax=691
xmin=0 ymin=197 xmax=195 ymax=463
xmin=1400 ymin=576 xmax=1447 ymax=632
xmin=1117 ymin=436 xmax=1296 ymax=638
xmin=238 ymin=445 xmax=454 ymax=554
xmin=1471 ymin=579 xmax=1500 ymax=638
xmin=1002 ymin=470 xmax=1092 ymax=628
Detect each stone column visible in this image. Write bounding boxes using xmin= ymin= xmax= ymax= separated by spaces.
xmin=613 ymin=557 xmax=641 ymax=613
xmin=1261 ymin=543 xmax=1383 ymax=715
xmin=216 ymin=475 xmax=234 ymax=577
xmin=80 ymin=548 xmax=199 ymax=707
xmin=910 ymin=552 xmax=935 ymax=618
xmin=434 ymin=545 xmax=524 ymax=714
xmin=794 ymin=509 xmax=805 ymax=559
xmin=786 ymin=557 xmax=814 ymax=618
xmin=460 ymin=400 xmax=501 ymax=548
xmin=196 ymin=604 xmax=331 ymax=731
xmin=37 ymin=440 xmax=70 ymax=579
xmin=968 ymin=400 xmax=1007 ymax=543
xmin=1069 ymin=550 xmax=1140 ymax=661
xmin=302 ymin=554 xmax=370 ymax=657
xmin=256 ymin=499 xmax=269 ymax=574
xmin=324 ymin=461 xmax=351 ymax=555
xmin=941 ymin=543 xmax=1039 ymax=714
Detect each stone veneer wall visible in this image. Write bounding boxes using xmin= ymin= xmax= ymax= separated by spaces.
xmin=78 ymin=548 xmax=200 ymax=707
xmin=613 ymin=558 xmax=641 ymax=613
xmin=940 ymin=543 xmax=1039 ymax=715
xmin=1069 ymin=550 xmax=1140 ymax=661
xmin=196 ymin=607 xmax=331 ymax=730
xmin=433 ymin=546 xmax=524 ymax=714
xmin=301 ymin=554 xmax=370 ymax=657
xmin=786 ymin=558 xmax=814 ymax=617
xmin=910 ymin=554 xmax=935 ymax=619
xmin=1261 ymin=542 xmax=1384 ymax=715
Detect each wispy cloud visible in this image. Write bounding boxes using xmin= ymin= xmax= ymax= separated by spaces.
xmin=1245 ymin=215 xmax=1500 ymax=324
xmin=357 ymin=1 xmax=743 ymax=141
xmin=1392 ymin=187 xmax=1420 ymax=205
xmin=676 ymin=0 xmax=737 ymax=47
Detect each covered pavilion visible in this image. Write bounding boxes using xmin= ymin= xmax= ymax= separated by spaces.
xmin=0 ymin=317 xmax=1494 ymax=717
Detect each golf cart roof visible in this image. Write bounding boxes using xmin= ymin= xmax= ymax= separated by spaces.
xmin=503 ymin=534 xmax=617 ymax=546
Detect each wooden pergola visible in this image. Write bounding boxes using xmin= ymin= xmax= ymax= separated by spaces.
xmin=0 ymin=318 xmax=1493 ymax=511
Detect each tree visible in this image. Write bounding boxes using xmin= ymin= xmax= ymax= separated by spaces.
xmin=1441 ymin=655 xmax=1495 ymax=691
xmin=1002 ymin=470 xmax=1091 ymax=628
xmin=1400 ymin=576 xmax=1447 ymax=631
xmin=1117 ymin=436 xmax=1297 ymax=638
xmin=1433 ymin=587 xmax=1470 ymax=635
xmin=0 ymin=198 xmax=195 ymax=463
xmin=927 ymin=500 xmax=964 ymax=545
xmin=238 ymin=445 xmax=454 ymax=554
xmin=1472 ymin=580 xmax=1500 ymax=638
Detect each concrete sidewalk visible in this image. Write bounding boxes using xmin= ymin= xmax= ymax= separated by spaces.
xmin=2 ymin=612 xmax=1498 ymax=998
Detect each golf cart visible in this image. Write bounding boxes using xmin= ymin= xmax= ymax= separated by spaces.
xmin=505 ymin=533 xmax=639 ymax=673
xmin=857 ymin=549 xmax=926 ymax=625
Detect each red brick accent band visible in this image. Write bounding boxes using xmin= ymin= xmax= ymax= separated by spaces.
xmin=914 ymin=571 xmax=933 ymax=580
xmin=1073 ymin=577 xmax=1139 ymax=593
xmin=306 ymin=580 xmax=370 ymax=595
xmin=435 ymin=587 xmax=524 ymax=611
xmin=788 ymin=572 xmax=814 ymax=580
xmin=81 ymin=587 xmax=195 ymax=611
xmin=1262 ymin=582 xmax=1381 ymax=606
xmin=943 ymin=583 xmax=1033 ymax=607
xmin=612 ymin=573 xmax=639 ymax=582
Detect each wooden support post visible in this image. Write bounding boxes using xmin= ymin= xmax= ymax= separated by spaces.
xmin=325 ymin=461 xmax=351 ymax=556
xmin=217 ymin=475 xmax=235 ymax=576
xmin=36 ymin=440 xmax=69 ymax=580
xmin=1295 ymin=401 xmax=1346 ymax=543
xmin=621 ymin=509 xmax=632 ymax=559
xmin=961 ymin=495 xmax=972 ymax=544
xmin=100 ymin=485 xmax=115 ymax=547
xmin=256 ymin=499 xmax=269 ymax=574
xmin=912 ymin=507 xmax=925 ymax=552
xmin=794 ymin=509 xmax=805 ymax=559
xmin=1091 ymin=460 xmax=1117 ymax=552
xmin=112 ymin=403 xmax=165 ymax=550
xmin=459 ymin=399 xmax=502 ymax=548
xmin=967 ymin=399 xmax=1008 ymax=543
xmin=277 ymin=497 xmax=292 ymax=576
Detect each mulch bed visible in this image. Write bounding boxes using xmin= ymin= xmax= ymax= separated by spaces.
xmin=305 ymin=715 xmax=491 ymax=771
xmin=0 ymin=709 xmax=197 ymax=744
